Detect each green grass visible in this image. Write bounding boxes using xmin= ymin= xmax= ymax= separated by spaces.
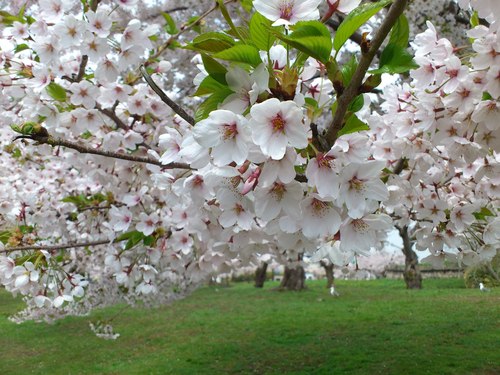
xmin=1 ymin=279 xmax=499 ymax=375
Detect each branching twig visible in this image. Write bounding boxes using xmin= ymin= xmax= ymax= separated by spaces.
xmin=322 ymin=0 xmax=408 ymax=150
xmin=0 ymin=238 xmax=123 ymax=254
xmin=96 ymin=104 xmax=129 ymax=131
xmin=140 ymin=66 xmax=195 ymax=126
xmin=17 ymin=135 xmax=192 ymax=170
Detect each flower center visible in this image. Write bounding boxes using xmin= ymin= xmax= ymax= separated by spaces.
xmin=317 ymin=153 xmax=334 ymax=169
xmin=352 ymin=219 xmax=369 ymax=232
xmin=271 ymin=113 xmax=286 ymax=134
xmin=222 ymin=123 xmax=238 ymax=140
xmin=349 ymin=177 xmax=365 ymax=192
xmin=270 ymin=182 xmax=286 ymax=201
xmin=311 ymin=198 xmax=328 ymax=218
xmin=280 ymin=2 xmax=294 ymax=20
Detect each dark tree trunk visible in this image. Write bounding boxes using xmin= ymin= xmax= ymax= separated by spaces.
xmin=397 ymin=225 xmax=422 ymax=289
xmin=254 ymin=262 xmax=268 ymax=288
xmin=320 ymin=261 xmax=334 ymax=288
xmin=279 ymin=265 xmax=306 ymax=291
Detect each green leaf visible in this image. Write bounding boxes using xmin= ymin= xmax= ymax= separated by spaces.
xmin=214 ymin=44 xmax=262 ymax=67
xmin=341 ymin=55 xmax=358 ymax=87
xmin=46 ymin=82 xmax=67 ymax=102
xmin=216 ymin=0 xmax=246 ymax=42
xmin=14 ymin=43 xmax=30 ymax=53
xmin=192 ymin=76 xmax=228 ymax=96
xmin=270 ymin=21 xmax=332 ymax=64
xmin=389 ymin=14 xmax=409 ymax=48
xmin=473 ymin=207 xmax=494 ymax=221
xmin=185 ymin=32 xmax=235 ymax=53
xmin=334 ymin=0 xmax=393 ymax=51
xmin=348 ymin=94 xmax=364 ymax=113
xmin=369 ymin=44 xmax=418 ymax=74
xmin=125 ymin=232 xmax=145 ymax=250
xmin=201 ymin=54 xmax=227 ymax=84
xmin=0 ymin=230 xmax=10 ymax=245
xmin=195 ymin=88 xmax=233 ymax=122
xmin=470 ymin=11 xmax=479 ymax=28
xmin=143 ymin=235 xmax=155 ymax=247
xmin=239 ymin=0 xmax=253 ymax=12
xmin=162 ymin=12 xmax=178 ymax=34
xmin=338 ymin=114 xmax=370 ymax=137
xmin=249 ymin=12 xmax=275 ymax=51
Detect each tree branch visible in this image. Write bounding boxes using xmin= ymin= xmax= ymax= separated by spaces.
xmin=0 ymin=238 xmax=123 ymax=254
xmin=18 ymin=135 xmax=192 ymax=170
xmin=322 ymin=0 xmax=408 ymax=150
xmin=140 ymin=66 xmax=195 ymax=126
xmin=96 ymin=104 xmax=129 ymax=131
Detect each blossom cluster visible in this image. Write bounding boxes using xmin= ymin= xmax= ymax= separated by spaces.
xmin=0 ymin=0 xmax=497 ymax=324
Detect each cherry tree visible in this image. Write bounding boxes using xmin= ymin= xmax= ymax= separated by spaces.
xmin=0 ymin=0 xmax=498 ymax=332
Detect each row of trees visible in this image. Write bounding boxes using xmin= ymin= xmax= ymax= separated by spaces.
xmin=0 ymin=0 xmax=498 ymax=327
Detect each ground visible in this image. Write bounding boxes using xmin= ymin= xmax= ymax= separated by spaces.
xmin=1 ymin=279 xmax=499 ymax=374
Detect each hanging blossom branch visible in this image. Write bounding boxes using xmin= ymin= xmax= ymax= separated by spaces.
xmin=15 ymin=134 xmax=192 ymax=170
xmin=0 ymin=238 xmax=124 ymax=254
xmin=140 ymin=66 xmax=195 ymax=126
xmin=322 ymin=0 xmax=408 ymax=149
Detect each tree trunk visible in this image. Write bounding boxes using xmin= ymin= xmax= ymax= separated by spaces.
xmin=397 ymin=225 xmax=422 ymax=289
xmin=279 ymin=265 xmax=306 ymax=291
xmin=320 ymin=261 xmax=334 ymax=288
xmin=254 ymin=262 xmax=268 ymax=288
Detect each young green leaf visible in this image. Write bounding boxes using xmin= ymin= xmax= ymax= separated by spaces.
xmin=389 ymin=14 xmax=409 ymax=48
xmin=213 ymin=44 xmax=262 ymax=67
xmin=162 ymin=12 xmax=179 ymax=34
xmin=338 ymin=114 xmax=370 ymax=136
xmin=46 ymin=82 xmax=67 ymax=102
xmin=185 ymin=32 xmax=235 ymax=53
xmin=201 ymin=54 xmax=228 ymax=84
xmin=334 ymin=0 xmax=393 ymax=51
xmin=194 ymin=87 xmax=233 ymax=122
xmin=249 ymin=12 xmax=275 ymax=51
xmin=269 ymin=21 xmax=333 ymax=64
xmin=369 ymin=43 xmax=418 ymax=74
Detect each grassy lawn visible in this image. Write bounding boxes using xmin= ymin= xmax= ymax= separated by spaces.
xmin=1 ymin=279 xmax=499 ymax=375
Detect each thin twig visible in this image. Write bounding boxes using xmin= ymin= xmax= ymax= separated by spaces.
xmin=1 ymin=238 xmax=123 ymax=254
xmin=322 ymin=0 xmax=408 ymax=150
xmin=17 ymin=135 xmax=192 ymax=170
xmin=96 ymin=104 xmax=129 ymax=131
xmin=140 ymin=66 xmax=195 ymax=126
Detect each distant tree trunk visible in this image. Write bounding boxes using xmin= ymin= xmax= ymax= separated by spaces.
xmin=397 ymin=225 xmax=422 ymax=289
xmin=254 ymin=262 xmax=268 ymax=288
xmin=320 ymin=261 xmax=334 ymax=288
xmin=279 ymin=265 xmax=306 ymax=291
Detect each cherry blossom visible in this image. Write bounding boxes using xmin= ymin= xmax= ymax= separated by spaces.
xmin=250 ymin=98 xmax=308 ymax=160
xmin=253 ymin=0 xmax=322 ymax=26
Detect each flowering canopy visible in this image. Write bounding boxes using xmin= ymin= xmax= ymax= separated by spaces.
xmin=0 ymin=0 xmax=498 ymax=328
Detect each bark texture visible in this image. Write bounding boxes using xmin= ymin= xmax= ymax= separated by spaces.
xmin=398 ymin=225 xmax=422 ymax=289
xmin=279 ymin=266 xmax=306 ymax=291
xmin=320 ymin=261 xmax=335 ymax=289
xmin=254 ymin=262 xmax=268 ymax=288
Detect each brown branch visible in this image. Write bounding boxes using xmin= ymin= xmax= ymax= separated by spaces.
xmin=140 ymin=66 xmax=195 ymax=126
xmin=19 ymin=135 xmax=192 ymax=170
xmin=1 ymin=238 xmax=122 ymax=254
xmin=322 ymin=0 xmax=408 ymax=150
xmin=96 ymin=104 xmax=129 ymax=131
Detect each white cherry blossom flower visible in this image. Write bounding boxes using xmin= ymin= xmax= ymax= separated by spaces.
xmin=136 ymin=212 xmax=160 ymax=236
xmin=253 ymin=0 xmax=322 ymax=26
xmin=300 ymin=194 xmax=341 ymax=239
xmin=193 ymin=110 xmax=250 ymax=166
xmin=338 ymin=161 xmax=389 ymax=218
xmin=250 ymin=98 xmax=308 ymax=160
